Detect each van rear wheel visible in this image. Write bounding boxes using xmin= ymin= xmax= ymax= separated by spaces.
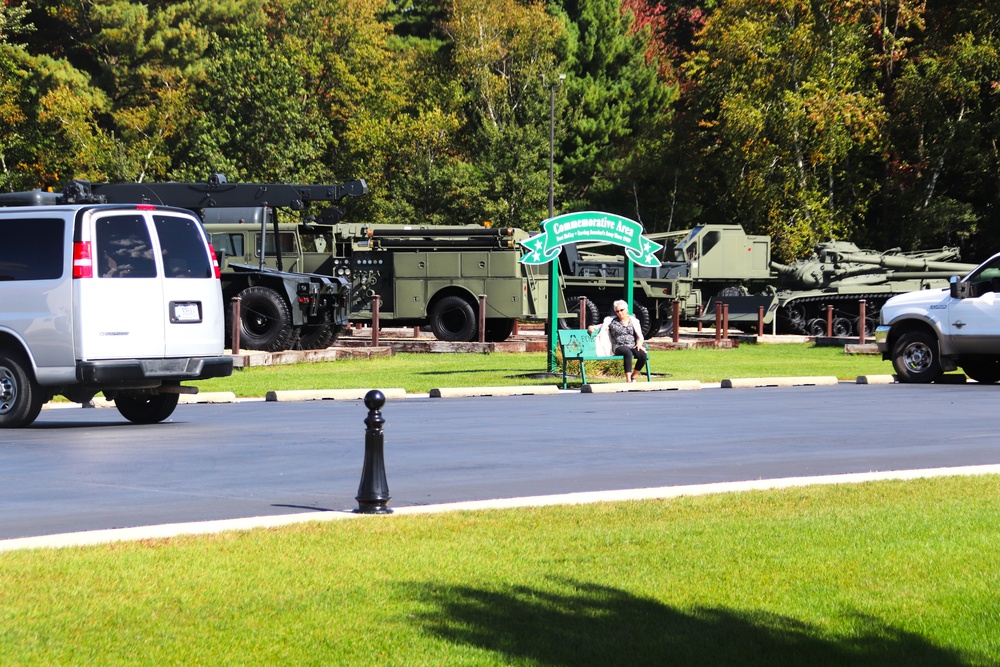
xmin=0 ymin=351 xmax=45 ymax=428
xmin=115 ymin=392 xmax=180 ymax=424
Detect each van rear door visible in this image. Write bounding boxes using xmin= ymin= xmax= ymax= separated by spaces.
xmin=153 ymin=213 xmax=225 ymax=357
xmin=75 ymin=211 xmax=167 ymax=360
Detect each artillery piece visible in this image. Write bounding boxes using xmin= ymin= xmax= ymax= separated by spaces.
xmin=772 ymin=241 xmax=978 ymax=336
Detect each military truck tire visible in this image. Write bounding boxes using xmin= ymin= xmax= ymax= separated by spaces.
xmin=891 ymin=330 xmax=943 ymax=383
xmin=960 ymin=357 xmax=1000 ymax=384
xmin=297 ymin=323 xmax=335 ymax=350
xmin=0 ymin=350 xmax=45 ymax=428
xmin=559 ymin=296 xmax=600 ymax=330
xmin=484 ymin=318 xmax=516 ymax=342
xmin=237 ymin=286 xmax=299 ymax=351
xmin=430 ymin=295 xmax=477 ymax=342
xmin=633 ymin=301 xmax=653 ymax=339
xmin=114 ymin=392 xmax=180 ymax=424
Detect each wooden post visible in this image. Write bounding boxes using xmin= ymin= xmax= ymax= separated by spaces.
xmin=758 ymin=305 xmax=764 ymax=338
xmin=672 ymin=301 xmax=680 ymax=343
xmin=478 ymin=294 xmax=487 ymax=344
xmin=578 ymin=296 xmax=588 ymax=329
xmin=230 ymin=297 xmax=241 ymax=355
xmin=826 ymin=304 xmax=833 ymax=338
xmin=715 ymin=301 xmax=722 ymax=345
xmin=858 ymin=299 xmax=867 ymax=344
xmin=372 ymin=295 xmax=380 ymax=347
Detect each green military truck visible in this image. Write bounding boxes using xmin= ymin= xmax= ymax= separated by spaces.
xmin=297 ymin=222 xmax=553 ymax=342
xmin=66 ymin=177 xmax=365 ymax=352
xmin=73 ymin=176 xmax=553 ymax=343
xmin=560 ymin=224 xmax=777 ymax=337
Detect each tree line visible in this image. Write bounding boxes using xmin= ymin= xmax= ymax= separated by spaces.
xmin=1 ymin=0 xmax=998 ymax=262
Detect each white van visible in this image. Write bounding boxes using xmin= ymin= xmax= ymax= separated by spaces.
xmin=0 ymin=200 xmax=233 ymax=427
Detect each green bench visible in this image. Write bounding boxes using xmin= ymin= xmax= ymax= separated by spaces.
xmin=557 ymin=328 xmax=652 ymax=389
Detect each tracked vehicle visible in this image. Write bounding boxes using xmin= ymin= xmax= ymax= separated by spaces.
xmin=772 ymin=242 xmax=978 ymax=337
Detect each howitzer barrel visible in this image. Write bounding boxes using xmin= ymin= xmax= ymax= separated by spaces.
xmin=834 ymin=252 xmax=977 ymax=273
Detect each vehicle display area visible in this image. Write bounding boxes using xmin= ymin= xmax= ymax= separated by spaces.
xmin=2 ymin=382 xmax=999 ymax=541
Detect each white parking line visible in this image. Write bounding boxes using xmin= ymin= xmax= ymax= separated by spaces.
xmin=3 ymin=464 xmax=999 ymax=553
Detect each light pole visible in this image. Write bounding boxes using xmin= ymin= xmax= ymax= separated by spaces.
xmin=546 ymin=73 xmax=565 ymax=219
xmin=544 ymin=74 xmax=565 ymax=372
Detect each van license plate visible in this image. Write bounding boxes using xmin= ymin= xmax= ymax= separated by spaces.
xmin=170 ymin=301 xmax=202 ymax=323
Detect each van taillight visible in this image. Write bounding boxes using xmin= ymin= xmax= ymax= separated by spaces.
xmin=208 ymin=243 xmax=221 ymax=279
xmin=73 ymin=241 xmax=93 ymax=278
xmin=136 ymin=204 xmax=156 ymax=211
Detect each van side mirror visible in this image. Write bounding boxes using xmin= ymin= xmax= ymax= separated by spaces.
xmin=950 ymin=275 xmax=971 ymax=299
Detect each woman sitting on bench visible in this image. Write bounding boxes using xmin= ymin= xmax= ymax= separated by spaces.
xmin=588 ymin=299 xmax=647 ymax=382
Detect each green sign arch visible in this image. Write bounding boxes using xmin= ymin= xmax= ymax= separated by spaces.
xmin=519 ymin=211 xmax=663 ymax=267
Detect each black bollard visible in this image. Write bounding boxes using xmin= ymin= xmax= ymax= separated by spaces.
xmin=355 ymin=389 xmax=392 ymax=514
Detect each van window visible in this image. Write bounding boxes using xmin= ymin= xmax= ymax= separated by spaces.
xmin=95 ymin=215 xmax=157 ymax=278
xmin=0 ymin=218 xmax=65 ymax=281
xmin=154 ymin=215 xmax=212 ymax=278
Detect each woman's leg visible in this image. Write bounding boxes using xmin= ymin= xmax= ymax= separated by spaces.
xmin=614 ymin=346 xmax=635 ymax=376
xmin=633 ymin=348 xmax=648 ymax=372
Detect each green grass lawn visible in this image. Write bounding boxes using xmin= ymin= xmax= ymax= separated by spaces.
xmin=195 ymin=344 xmax=893 ymax=396
xmin=2 ymin=475 xmax=998 ymax=665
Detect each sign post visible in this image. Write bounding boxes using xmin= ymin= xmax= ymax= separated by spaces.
xmin=519 ymin=211 xmax=663 ymax=373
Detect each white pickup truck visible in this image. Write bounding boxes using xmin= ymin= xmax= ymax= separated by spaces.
xmin=875 ymin=251 xmax=1000 ymax=383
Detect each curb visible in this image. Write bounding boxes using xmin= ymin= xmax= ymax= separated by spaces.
xmin=721 ymin=376 xmax=839 ymax=388
xmin=265 ymin=388 xmax=408 ymax=402
xmin=857 ymin=374 xmax=896 ymax=385
xmin=429 ymin=385 xmax=561 ymax=398
xmin=580 ymin=380 xmax=702 ymax=394
xmin=86 ymin=392 xmax=238 ymax=409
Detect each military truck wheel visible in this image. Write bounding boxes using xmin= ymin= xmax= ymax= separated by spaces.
xmin=559 ymin=296 xmax=600 ymax=330
xmin=297 ymin=323 xmax=335 ymax=350
xmin=0 ymin=350 xmax=45 ymax=428
xmin=484 ymin=318 xmax=516 ymax=342
xmin=114 ymin=392 xmax=180 ymax=424
xmin=237 ymin=286 xmax=299 ymax=351
xmin=430 ymin=295 xmax=477 ymax=341
xmin=892 ymin=330 xmax=943 ymax=383
xmin=633 ymin=301 xmax=653 ymax=338
xmin=960 ymin=357 xmax=1000 ymax=384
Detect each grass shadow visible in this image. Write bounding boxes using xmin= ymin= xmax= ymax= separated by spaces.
xmin=404 ymin=577 xmax=974 ymax=666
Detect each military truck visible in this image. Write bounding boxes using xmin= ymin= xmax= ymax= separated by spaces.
xmin=74 ymin=176 xmax=553 ymax=343
xmin=297 ymin=222 xmax=553 ymax=342
xmin=65 ymin=177 xmax=365 ymax=352
xmin=559 ymin=224 xmax=777 ymax=337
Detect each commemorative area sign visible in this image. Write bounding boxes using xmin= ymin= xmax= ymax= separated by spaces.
xmin=519 ymin=211 xmax=663 ymax=267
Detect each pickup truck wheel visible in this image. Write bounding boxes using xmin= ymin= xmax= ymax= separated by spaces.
xmin=115 ymin=392 xmax=180 ymax=424
xmin=237 ymin=286 xmax=299 ymax=351
xmin=430 ymin=295 xmax=477 ymax=341
xmin=0 ymin=351 xmax=44 ymax=428
xmin=960 ymin=357 xmax=1000 ymax=384
xmin=892 ymin=330 xmax=943 ymax=383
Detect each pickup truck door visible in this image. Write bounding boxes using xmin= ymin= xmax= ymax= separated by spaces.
xmin=945 ymin=281 xmax=1000 ymax=354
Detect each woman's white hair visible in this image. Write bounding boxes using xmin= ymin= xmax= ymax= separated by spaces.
xmin=612 ymin=299 xmax=628 ymax=313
